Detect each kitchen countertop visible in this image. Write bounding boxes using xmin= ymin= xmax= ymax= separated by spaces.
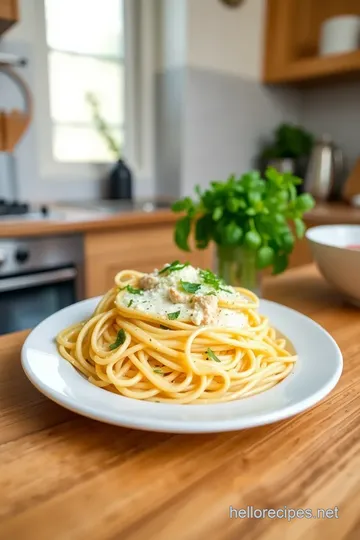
xmin=1 ymin=201 xmax=360 ymax=239
xmin=0 ymin=264 xmax=359 ymax=540
xmin=0 ymin=206 xmax=178 ymax=238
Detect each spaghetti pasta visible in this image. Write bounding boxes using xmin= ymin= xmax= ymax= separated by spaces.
xmin=56 ymin=264 xmax=296 ymax=404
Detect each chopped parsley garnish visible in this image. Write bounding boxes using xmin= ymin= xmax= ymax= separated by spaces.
xmin=128 ymin=299 xmax=133 ymax=308
xmin=200 ymin=269 xmax=229 ymax=292
xmin=158 ymin=260 xmax=190 ymax=275
xmin=109 ymin=329 xmax=126 ymax=350
xmin=153 ymin=368 xmax=163 ymax=375
xmin=126 ymin=285 xmax=143 ymax=295
xmin=167 ymin=310 xmax=181 ymax=320
xmin=160 ymin=324 xmax=169 ymax=330
xmin=220 ymin=286 xmax=232 ymax=294
xmin=207 ymin=347 xmax=221 ymax=362
xmin=180 ymin=280 xmax=201 ymax=294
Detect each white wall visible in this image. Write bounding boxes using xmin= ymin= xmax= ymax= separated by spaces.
xmin=187 ymin=0 xmax=265 ymax=80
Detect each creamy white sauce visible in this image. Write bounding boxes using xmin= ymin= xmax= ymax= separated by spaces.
xmin=117 ymin=264 xmax=248 ymax=328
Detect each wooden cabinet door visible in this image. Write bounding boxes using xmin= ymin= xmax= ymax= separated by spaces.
xmin=84 ymin=225 xmax=213 ymax=297
xmin=0 ymin=0 xmax=18 ymax=22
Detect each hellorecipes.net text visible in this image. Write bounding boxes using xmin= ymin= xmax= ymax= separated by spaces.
xmin=229 ymin=505 xmax=339 ymax=521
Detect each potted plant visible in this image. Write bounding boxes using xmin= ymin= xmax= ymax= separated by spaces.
xmin=172 ymin=168 xmax=315 ymax=294
xmin=260 ymin=123 xmax=314 ymax=181
xmin=86 ymin=92 xmax=132 ymax=200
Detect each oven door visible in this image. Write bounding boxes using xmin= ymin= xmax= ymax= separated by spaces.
xmin=0 ymin=267 xmax=77 ymax=335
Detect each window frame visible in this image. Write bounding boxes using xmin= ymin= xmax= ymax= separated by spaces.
xmin=32 ymin=0 xmax=155 ymax=185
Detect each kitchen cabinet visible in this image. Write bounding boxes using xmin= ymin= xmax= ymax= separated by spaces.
xmin=84 ymin=225 xmax=213 ymax=297
xmin=264 ymin=0 xmax=360 ymax=84
xmin=0 ymin=0 xmax=18 ymax=36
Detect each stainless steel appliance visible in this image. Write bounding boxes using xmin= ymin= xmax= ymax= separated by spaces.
xmin=304 ymin=135 xmax=345 ymax=201
xmin=0 ymin=235 xmax=84 ymax=335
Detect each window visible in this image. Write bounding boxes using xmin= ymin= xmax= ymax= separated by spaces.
xmin=44 ymin=0 xmax=124 ymax=163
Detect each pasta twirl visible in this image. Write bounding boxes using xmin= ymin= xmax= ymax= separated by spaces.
xmin=56 ymin=266 xmax=296 ymax=404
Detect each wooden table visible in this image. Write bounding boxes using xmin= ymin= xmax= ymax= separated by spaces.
xmin=0 ymin=265 xmax=359 ymax=540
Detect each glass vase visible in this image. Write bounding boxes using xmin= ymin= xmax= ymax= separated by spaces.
xmin=216 ymin=245 xmax=261 ymax=296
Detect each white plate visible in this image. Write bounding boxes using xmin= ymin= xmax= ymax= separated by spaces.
xmin=21 ymin=298 xmax=343 ymax=433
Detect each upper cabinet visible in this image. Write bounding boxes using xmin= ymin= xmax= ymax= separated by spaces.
xmin=0 ymin=0 xmax=18 ymax=37
xmin=263 ymin=0 xmax=360 ymax=84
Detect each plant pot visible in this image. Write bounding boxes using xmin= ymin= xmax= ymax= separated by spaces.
xmin=216 ymin=245 xmax=261 ymax=295
xmin=108 ymin=159 xmax=132 ymax=200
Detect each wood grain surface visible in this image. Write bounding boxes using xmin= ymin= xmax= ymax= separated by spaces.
xmin=0 ymin=265 xmax=359 ymax=540
xmin=1 ymin=202 xmax=360 ymax=239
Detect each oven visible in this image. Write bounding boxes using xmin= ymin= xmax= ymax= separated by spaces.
xmin=0 ymin=235 xmax=84 ymax=335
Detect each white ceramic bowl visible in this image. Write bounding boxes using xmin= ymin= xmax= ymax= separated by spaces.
xmin=306 ymin=225 xmax=360 ymax=306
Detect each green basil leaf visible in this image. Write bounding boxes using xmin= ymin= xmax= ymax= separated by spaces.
xmin=272 ymin=253 xmax=289 ymax=275
xmin=128 ymin=299 xmax=133 ymax=307
xmin=153 ymin=368 xmax=163 ymax=375
xmin=174 ymin=216 xmax=191 ymax=252
xmin=281 ymin=232 xmax=295 ymax=254
xmin=212 ymin=207 xmax=223 ymax=221
xmin=248 ymin=192 xmax=262 ymax=206
xmin=244 ymin=230 xmax=262 ymax=250
xmin=195 ymin=215 xmax=211 ymax=250
xmin=296 ymin=193 xmax=315 ymax=212
xmin=109 ymin=329 xmax=126 ymax=350
xmin=222 ymin=222 xmax=243 ymax=245
xmin=256 ymin=246 xmax=275 ymax=269
xmin=180 ymin=281 xmax=201 ymax=293
xmin=167 ymin=310 xmax=181 ymax=320
xmin=207 ymin=348 xmax=221 ymax=362
xmin=294 ymin=217 xmax=306 ymax=239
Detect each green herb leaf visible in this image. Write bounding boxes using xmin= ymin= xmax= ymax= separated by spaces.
xmin=180 ymin=280 xmax=201 ymax=294
xmin=272 ymin=253 xmax=289 ymax=275
xmin=295 ymin=193 xmax=315 ymax=212
xmin=195 ymin=215 xmax=211 ymax=250
xmin=256 ymin=246 xmax=275 ymax=269
xmin=126 ymin=285 xmax=143 ymax=295
xmin=244 ymin=230 xmax=262 ymax=250
xmin=153 ymin=368 xmax=163 ymax=375
xmin=212 ymin=207 xmax=223 ymax=222
xmin=294 ymin=217 xmax=306 ymax=239
xmin=200 ymin=269 xmax=224 ymax=290
xmin=167 ymin=311 xmax=181 ymax=320
xmin=222 ymin=221 xmax=243 ymax=245
xmin=128 ymin=299 xmax=133 ymax=308
xmin=174 ymin=216 xmax=192 ymax=252
xmin=207 ymin=348 xmax=221 ymax=362
xmin=158 ymin=260 xmax=190 ymax=275
xmin=109 ymin=329 xmax=126 ymax=350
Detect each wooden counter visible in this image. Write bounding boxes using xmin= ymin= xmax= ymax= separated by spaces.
xmin=0 ymin=208 xmax=178 ymax=238
xmin=0 ymin=265 xmax=359 ymax=540
xmin=1 ymin=202 xmax=360 ymax=239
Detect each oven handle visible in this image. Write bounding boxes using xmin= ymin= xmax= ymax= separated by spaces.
xmin=0 ymin=268 xmax=77 ymax=293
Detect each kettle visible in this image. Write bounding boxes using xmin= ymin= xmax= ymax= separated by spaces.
xmin=304 ymin=135 xmax=345 ymax=201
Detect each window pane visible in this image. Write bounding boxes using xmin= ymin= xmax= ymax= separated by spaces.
xmin=45 ymin=0 xmax=124 ymax=57
xmin=53 ymin=125 xmax=123 ymax=163
xmin=48 ymin=51 xmax=124 ymax=125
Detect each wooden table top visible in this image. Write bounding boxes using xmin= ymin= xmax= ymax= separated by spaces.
xmin=0 ymin=265 xmax=359 ymax=540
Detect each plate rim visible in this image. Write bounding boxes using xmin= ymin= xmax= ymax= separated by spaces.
xmin=21 ymin=297 xmax=343 ymax=433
